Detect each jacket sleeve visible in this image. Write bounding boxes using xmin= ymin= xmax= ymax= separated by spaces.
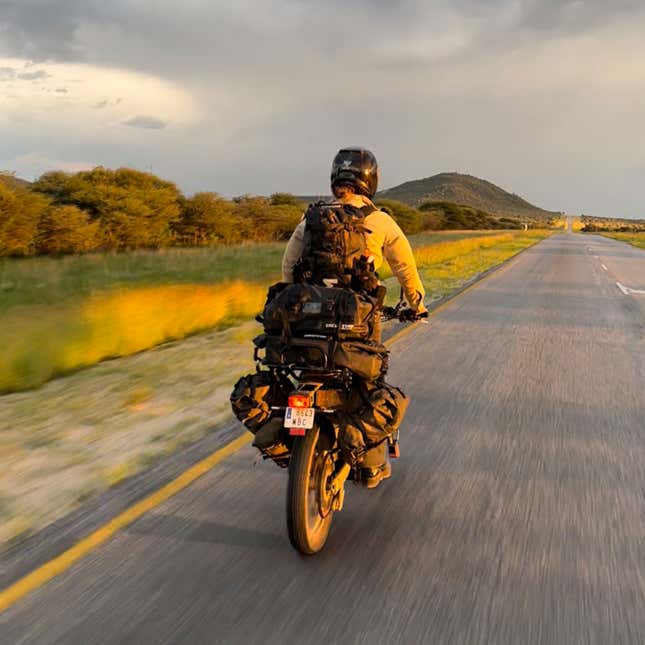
xmin=281 ymin=219 xmax=307 ymax=282
xmin=382 ymin=215 xmax=427 ymax=312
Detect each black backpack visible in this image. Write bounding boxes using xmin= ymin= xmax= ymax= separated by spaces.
xmin=293 ymin=201 xmax=379 ymax=293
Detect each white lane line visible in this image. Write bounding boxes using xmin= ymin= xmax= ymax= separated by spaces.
xmin=617 ymin=282 xmax=631 ymax=295
xmin=616 ymin=282 xmax=645 ymax=296
xmin=601 ymin=264 xmax=608 ymax=271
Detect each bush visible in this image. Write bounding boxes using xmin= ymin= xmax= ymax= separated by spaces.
xmin=173 ymin=192 xmax=240 ymax=246
xmin=0 ymin=182 xmax=49 ymax=256
xmin=36 ymin=205 xmax=102 ymax=255
xmin=233 ymin=196 xmax=302 ymax=241
xmin=418 ymin=200 xmax=521 ymax=230
xmin=269 ymin=192 xmax=302 ymax=206
xmin=33 ymin=167 xmax=182 ymax=250
xmin=375 ymin=198 xmax=448 ymax=233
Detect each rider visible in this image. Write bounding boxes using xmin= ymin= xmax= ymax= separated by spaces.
xmin=280 ymin=147 xmax=427 ymax=488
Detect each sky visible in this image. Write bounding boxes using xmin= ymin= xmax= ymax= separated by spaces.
xmin=1 ymin=0 xmax=645 ymax=218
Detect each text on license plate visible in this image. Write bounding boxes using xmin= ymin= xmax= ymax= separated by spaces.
xmin=284 ymin=407 xmax=315 ymax=433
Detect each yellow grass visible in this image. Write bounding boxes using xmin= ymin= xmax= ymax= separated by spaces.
xmin=0 ymin=282 xmax=265 ymax=391
xmin=413 ymin=233 xmax=514 ymax=265
xmin=601 ymin=232 xmax=645 ymax=250
xmin=386 ymin=230 xmax=550 ymax=298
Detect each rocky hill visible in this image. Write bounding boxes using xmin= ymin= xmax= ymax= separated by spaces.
xmin=377 ymin=172 xmax=557 ymax=220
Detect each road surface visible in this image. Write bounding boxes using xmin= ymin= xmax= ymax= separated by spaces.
xmin=2 ymin=233 xmax=645 ymax=644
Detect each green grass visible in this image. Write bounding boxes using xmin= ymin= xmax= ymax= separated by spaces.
xmin=600 ymin=232 xmax=645 ymax=250
xmin=0 ymin=244 xmax=284 ymax=311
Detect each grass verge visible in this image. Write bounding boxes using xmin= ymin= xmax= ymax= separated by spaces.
xmin=600 ymin=232 xmax=645 ymax=250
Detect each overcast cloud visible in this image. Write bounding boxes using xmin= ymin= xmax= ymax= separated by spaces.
xmin=1 ymin=0 xmax=645 ymax=217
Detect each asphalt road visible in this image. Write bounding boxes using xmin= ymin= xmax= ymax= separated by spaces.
xmin=3 ymin=233 xmax=645 ymax=645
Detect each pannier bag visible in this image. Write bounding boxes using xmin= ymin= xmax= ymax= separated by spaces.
xmin=230 ymin=371 xmax=284 ymax=433
xmin=352 ymin=382 xmax=410 ymax=446
xmin=263 ymin=283 xmax=380 ymax=342
xmin=333 ymin=341 xmax=389 ymax=381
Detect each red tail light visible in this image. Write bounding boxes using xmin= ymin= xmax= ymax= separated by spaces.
xmin=288 ymin=393 xmax=311 ymax=408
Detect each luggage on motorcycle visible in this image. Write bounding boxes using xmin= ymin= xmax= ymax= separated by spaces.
xmin=334 ymin=341 xmax=389 ymax=381
xmin=262 ymin=283 xmax=379 ymax=341
xmin=293 ymin=201 xmax=379 ymax=291
xmin=261 ymin=334 xmax=332 ymax=369
xmin=352 ymin=382 xmax=410 ymax=446
xmin=338 ymin=423 xmax=366 ymax=467
xmin=258 ymin=332 xmax=387 ymax=381
xmin=230 ymin=371 xmax=284 ymax=433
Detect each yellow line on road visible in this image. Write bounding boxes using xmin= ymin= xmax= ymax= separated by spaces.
xmin=0 ymin=432 xmax=252 ymax=614
xmin=0 ymin=237 xmax=544 ymax=614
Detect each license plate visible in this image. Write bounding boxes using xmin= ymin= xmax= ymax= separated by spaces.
xmin=284 ymin=407 xmax=315 ymax=434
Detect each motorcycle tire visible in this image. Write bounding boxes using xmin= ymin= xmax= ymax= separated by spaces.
xmin=286 ymin=425 xmax=334 ymax=554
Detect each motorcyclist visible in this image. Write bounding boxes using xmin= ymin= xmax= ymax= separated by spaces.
xmin=279 ymin=147 xmax=427 ymax=488
xmin=282 ymin=148 xmax=426 ymax=317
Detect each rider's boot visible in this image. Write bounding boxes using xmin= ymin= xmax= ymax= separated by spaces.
xmin=253 ymin=418 xmax=288 ymax=458
xmin=361 ymin=442 xmax=391 ymax=489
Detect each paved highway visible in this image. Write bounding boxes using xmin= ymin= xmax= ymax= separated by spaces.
xmin=2 ymin=233 xmax=645 ymax=644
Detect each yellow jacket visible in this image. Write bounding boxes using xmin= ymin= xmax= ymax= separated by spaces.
xmin=281 ymin=193 xmax=426 ymax=312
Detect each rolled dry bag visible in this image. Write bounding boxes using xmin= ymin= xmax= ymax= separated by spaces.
xmin=262 ymin=283 xmax=379 ymax=341
xmin=230 ymin=371 xmax=282 ymax=433
xmin=354 ymin=382 xmax=410 ymax=446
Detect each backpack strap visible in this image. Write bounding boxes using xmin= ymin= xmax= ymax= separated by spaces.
xmin=359 ymin=204 xmax=378 ymax=217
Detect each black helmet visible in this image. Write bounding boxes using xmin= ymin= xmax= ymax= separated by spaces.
xmin=330 ymin=147 xmax=379 ymax=198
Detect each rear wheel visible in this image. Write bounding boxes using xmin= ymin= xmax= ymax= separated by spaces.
xmin=286 ymin=425 xmax=335 ymax=554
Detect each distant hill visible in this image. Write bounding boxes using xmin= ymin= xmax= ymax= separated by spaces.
xmin=377 ymin=172 xmax=557 ymax=220
xmin=0 ymin=173 xmax=31 ymax=191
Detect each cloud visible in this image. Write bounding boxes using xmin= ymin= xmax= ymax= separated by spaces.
xmin=0 ymin=56 xmax=199 ymax=131
xmin=0 ymin=0 xmax=98 ymax=61
xmin=2 ymin=1 xmax=645 ymax=216
xmin=517 ymin=0 xmax=644 ymax=31
xmin=122 ymin=115 xmax=167 ymax=130
xmin=0 ymin=66 xmax=16 ymax=79
xmin=16 ymin=69 xmax=49 ymax=80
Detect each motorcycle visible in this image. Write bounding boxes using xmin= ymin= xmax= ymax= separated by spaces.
xmin=255 ymin=302 xmax=426 ymax=555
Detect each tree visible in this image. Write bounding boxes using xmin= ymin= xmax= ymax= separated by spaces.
xmin=33 ymin=167 xmax=183 ymax=250
xmin=0 ymin=182 xmax=49 ymax=256
xmin=36 ymin=205 xmax=102 ymax=254
xmin=375 ymin=198 xmax=450 ymax=233
xmin=174 ymin=192 xmax=240 ymax=245
xmin=233 ymin=196 xmax=302 ymax=241
xmin=270 ymin=192 xmax=302 ymax=206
